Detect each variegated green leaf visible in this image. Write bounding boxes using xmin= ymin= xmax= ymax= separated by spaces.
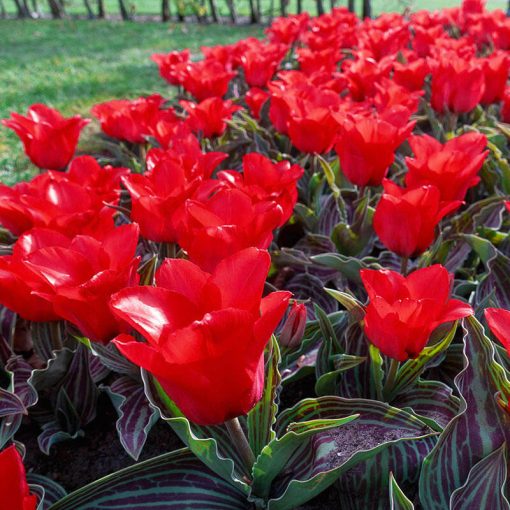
xmin=48 ymin=448 xmax=248 ymax=510
xmin=419 ymin=316 xmax=510 ymax=510
xmin=247 ymin=337 xmax=280 ymax=459
xmin=389 ymin=473 xmax=415 ymax=510
xmin=449 ymin=443 xmax=510 ymax=510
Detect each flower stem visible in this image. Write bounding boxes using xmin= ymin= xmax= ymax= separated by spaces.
xmin=382 ymin=358 xmax=399 ymax=401
xmin=225 ymin=417 xmax=255 ymax=472
xmin=400 ymin=256 xmax=409 ymax=276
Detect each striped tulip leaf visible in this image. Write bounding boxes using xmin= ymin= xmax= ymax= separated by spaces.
xmin=104 ymin=375 xmax=159 ymax=460
xmin=391 ymin=379 xmax=460 ymax=431
xmin=47 ymin=448 xmax=249 ymax=510
xmin=419 ymin=316 xmax=510 ymax=510
xmin=449 ymin=442 xmax=510 ymax=510
xmin=262 ymin=397 xmax=435 ymax=510
xmin=247 ymin=337 xmax=280 ymax=459
xmin=142 ymin=369 xmax=251 ymax=495
xmin=386 ymin=322 xmax=458 ymax=402
xmin=389 ymin=473 xmax=415 ymax=510
xmin=28 ymin=474 xmax=67 ymax=510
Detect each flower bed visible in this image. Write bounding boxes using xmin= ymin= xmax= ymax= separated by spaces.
xmin=1 ymin=0 xmax=510 ymax=508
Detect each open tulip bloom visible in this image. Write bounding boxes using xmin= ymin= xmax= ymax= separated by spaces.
xmin=110 ymin=248 xmax=291 ymax=425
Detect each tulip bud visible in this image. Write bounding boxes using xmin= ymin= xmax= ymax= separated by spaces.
xmin=279 ymin=302 xmax=307 ymax=349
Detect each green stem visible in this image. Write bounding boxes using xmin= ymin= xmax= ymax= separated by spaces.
xmin=400 ymin=256 xmax=409 ymax=276
xmin=382 ymin=358 xmax=399 ymax=401
xmin=225 ymin=417 xmax=255 ymax=473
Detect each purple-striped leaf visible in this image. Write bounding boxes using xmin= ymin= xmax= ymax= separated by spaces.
xmin=449 ymin=442 xmax=510 ymax=510
xmin=28 ymin=474 xmax=67 ymax=510
xmin=142 ymin=369 xmax=251 ymax=495
xmin=47 ymin=448 xmax=248 ymax=510
xmin=419 ymin=316 xmax=510 ymax=510
xmin=105 ymin=375 xmax=159 ymax=460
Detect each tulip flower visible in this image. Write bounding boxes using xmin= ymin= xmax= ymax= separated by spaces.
xmin=279 ymin=302 xmax=307 ymax=349
xmin=240 ymin=43 xmax=287 ymax=88
xmin=393 ymin=57 xmax=429 ymax=92
xmin=91 ymin=95 xmax=173 ymax=144
xmin=0 ymin=172 xmax=115 ymax=238
xmin=22 ymin=224 xmax=140 ymax=343
xmin=0 ymin=229 xmax=67 ymax=322
xmin=111 ymin=248 xmax=291 ymax=425
xmin=245 ymin=87 xmax=270 ymax=119
xmin=405 ymin=132 xmax=488 ymax=202
xmin=122 ymin=147 xmax=225 ymax=244
xmin=217 ymin=153 xmax=304 ymax=225
xmin=485 ymin=308 xmax=510 ymax=355
xmin=429 ymin=53 xmax=485 ymax=114
xmin=180 ymin=60 xmax=236 ymax=101
xmin=480 ymin=52 xmax=510 ymax=105
xmin=151 ymin=49 xmax=190 ymax=86
xmin=335 ymin=112 xmax=414 ymax=187
xmin=2 ymin=104 xmax=89 ymax=171
xmin=361 ymin=265 xmax=473 ymax=361
xmin=265 ymin=13 xmax=309 ymax=45
xmin=180 ymin=98 xmax=242 ymax=138
xmin=177 ymin=188 xmax=283 ymax=272
xmin=373 ymin=180 xmax=462 ymax=258
xmin=0 ymin=445 xmax=37 ymax=510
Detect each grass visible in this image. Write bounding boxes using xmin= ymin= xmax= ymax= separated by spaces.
xmin=0 ymin=21 xmax=263 ymax=183
xmin=0 ymin=0 xmax=508 ymax=183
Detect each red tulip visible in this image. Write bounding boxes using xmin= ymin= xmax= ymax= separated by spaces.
xmin=217 ymin=153 xmax=303 ymax=225
xmin=180 ymin=98 xmax=242 ymax=138
xmin=111 ymin=248 xmax=291 ymax=425
xmin=23 ymin=224 xmax=140 ymax=343
xmin=485 ymin=308 xmax=510 ymax=355
xmin=245 ymin=87 xmax=270 ymax=119
xmin=0 ymin=172 xmax=115 ymax=238
xmin=279 ymin=301 xmax=307 ymax=348
xmin=335 ymin=112 xmax=414 ymax=187
xmin=180 ymin=60 xmax=236 ymax=101
xmin=177 ymin=188 xmax=283 ymax=272
xmin=122 ymin=147 xmax=225 ymax=243
xmin=91 ymin=95 xmax=172 ymax=143
xmin=296 ymin=47 xmax=339 ymax=75
xmin=430 ymin=53 xmax=485 ymax=113
xmin=151 ymin=49 xmax=190 ymax=86
xmin=240 ymin=43 xmax=287 ymax=88
xmin=373 ymin=180 xmax=462 ymax=258
xmin=361 ymin=265 xmax=473 ymax=361
xmin=265 ymin=13 xmax=309 ymax=45
xmin=405 ymin=132 xmax=488 ymax=201
xmin=2 ymin=104 xmax=89 ymax=170
xmin=0 ymin=229 xmax=67 ymax=322
xmin=0 ymin=445 xmax=37 ymax=510
xmin=393 ymin=57 xmax=429 ymax=92
xmin=287 ymin=90 xmax=342 ymax=154
xmin=480 ymin=52 xmax=510 ymax=105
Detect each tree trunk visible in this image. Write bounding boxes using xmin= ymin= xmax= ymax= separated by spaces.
xmin=162 ymin=0 xmax=170 ymax=20
xmin=280 ymin=0 xmax=286 ymax=17
xmin=329 ymin=0 xmax=336 ymax=9
xmin=247 ymin=0 xmax=258 ymax=23
xmin=208 ymin=0 xmax=218 ymax=22
xmin=362 ymin=0 xmax=370 ymax=18
xmin=97 ymin=0 xmax=105 ymax=17
xmin=226 ymin=0 xmax=237 ymax=23
xmin=316 ymin=0 xmax=324 ymax=15
xmin=0 ymin=0 xmax=6 ymax=17
xmin=347 ymin=0 xmax=354 ymax=12
xmin=22 ymin=0 xmax=34 ymax=16
xmin=48 ymin=0 xmax=64 ymax=18
xmin=296 ymin=0 xmax=302 ymax=13
xmin=31 ymin=0 xmax=40 ymax=16
xmin=83 ymin=0 xmax=95 ymax=17
xmin=118 ymin=0 xmax=132 ymax=19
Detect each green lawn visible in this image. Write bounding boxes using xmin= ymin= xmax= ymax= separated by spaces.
xmin=0 ymin=21 xmax=263 ymax=183
xmin=0 ymin=0 xmax=508 ymax=183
